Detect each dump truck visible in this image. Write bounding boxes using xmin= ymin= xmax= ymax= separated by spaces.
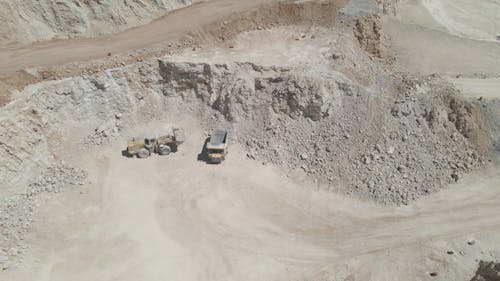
xmin=206 ymin=129 xmax=228 ymax=164
xmin=126 ymin=128 xmax=185 ymax=158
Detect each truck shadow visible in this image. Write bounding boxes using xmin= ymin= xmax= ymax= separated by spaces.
xmin=197 ymin=137 xmax=210 ymax=162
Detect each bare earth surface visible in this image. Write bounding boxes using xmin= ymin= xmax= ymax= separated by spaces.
xmin=448 ymin=78 xmax=500 ymax=99
xmin=0 ymin=0 xmax=271 ymax=75
xmin=383 ymin=0 xmax=500 ymax=76
xmin=0 ymin=0 xmax=197 ymax=46
xmin=0 ymin=0 xmax=499 ymax=280
xmin=4 ymin=119 xmax=500 ymax=281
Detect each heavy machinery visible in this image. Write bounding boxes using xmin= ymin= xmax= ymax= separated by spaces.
xmin=206 ymin=129 xmax=228 ymax=164
xmin=126 ymin=128 xmax=185 ymax=158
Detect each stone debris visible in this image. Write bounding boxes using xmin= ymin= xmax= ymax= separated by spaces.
xmin=0 ymin=164 xmax=87 ymax=268
xmin=0 ymin=0 xmax=193 ymax=45
xmin=159 ymin=60 xmax=486 ymax=205
xmin=26 ymin=164 xmax=87 ymax=196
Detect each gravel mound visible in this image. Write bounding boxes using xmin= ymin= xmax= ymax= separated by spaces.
xmin=160 ymin=61 xmax=488 ymax=204
xmin=352 ymin=15 xmax=384 ymax=58
xmin=26 ymin=163 xmax=87 ymax=196
xmin=0 ymin=164 xmax=87 ymax=269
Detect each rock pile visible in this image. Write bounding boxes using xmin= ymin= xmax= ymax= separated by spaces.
xmin=0 ymin=164 xmax=87 ymax=269
xmin=159 ymin=60 xmax=488 ymax=204
xmin=344 ymin=75 xmax=487 ymax=204
xmin=26 ymin=163 xmax=87 ymax=196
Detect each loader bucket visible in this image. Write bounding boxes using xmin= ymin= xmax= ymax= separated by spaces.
xmin=173 ymin=128 xmax=185 ymax=145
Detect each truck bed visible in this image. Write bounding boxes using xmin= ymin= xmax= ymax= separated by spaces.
xmin=207 ymin=129 xmax=227 ymax=149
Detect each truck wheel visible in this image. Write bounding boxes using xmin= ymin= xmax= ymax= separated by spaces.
xmin=158 ymin=145 xmax=171 ymax=156
xmin=209 ymin=157 xmax=222 ymax=164
xmin=137 ymin=148 xmax=150 ymax=158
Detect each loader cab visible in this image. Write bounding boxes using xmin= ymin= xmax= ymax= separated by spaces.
xmin=144 ymin=136 xmax=156 ymax=151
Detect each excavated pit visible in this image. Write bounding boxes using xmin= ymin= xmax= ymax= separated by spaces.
xmin=1 ymin=0 xmax=499 ymax=277
xmin=0 ymin=54 xmax=495 ymax=271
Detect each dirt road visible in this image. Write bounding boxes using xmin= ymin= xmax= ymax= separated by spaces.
xmin=5 ymin=120 xmax=500 ymax=281
xmin=0 ymin=0 xmax=273 ymax=76
xmin=447 ymin=77 xmax=500 ymax=99
xmin=382 ymin=0 xmax=500 ymax=76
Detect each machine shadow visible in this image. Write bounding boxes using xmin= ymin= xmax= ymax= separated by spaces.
xmin=197 ymin=137 xmax=210 ymax=162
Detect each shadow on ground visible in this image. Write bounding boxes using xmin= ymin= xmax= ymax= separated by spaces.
xmin=197 ymin=137 xmax=209 ymax=162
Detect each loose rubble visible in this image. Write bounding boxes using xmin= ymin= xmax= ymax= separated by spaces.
xmin=84 ymin=117 xmax=123 ymax=146
xmin=0 ymin=0 xmax=193 ymax=45
xmin=26 ymin=163 xmax=87 ymax=196
xmin=159 ymin=61 xmax=488 ymax=204
xmin=0 ymin=58 xmax=490 ymax=206
xmin=0 ymin=164 xmax=87 ymax=269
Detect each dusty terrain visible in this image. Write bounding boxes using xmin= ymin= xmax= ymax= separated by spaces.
xmin=0 ymin=0 xmax=499 ymax=280
xmin=3 ymin=123 xmax=500 ymax=281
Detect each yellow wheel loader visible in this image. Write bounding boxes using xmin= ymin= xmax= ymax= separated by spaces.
xmin=126 ymin=128 xmax=185 ymax=158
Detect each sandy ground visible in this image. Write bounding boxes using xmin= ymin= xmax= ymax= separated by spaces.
xmin=383 ymin=0 xmax=500 ymax=76
xmin=3 ymin=117 xmax=499 ymax=281
xmin=171 ymin=25 xmax=344 ymax=72
xmin=421 ymin=0 xmax=500 ymax=42
xmin=1 ymin=1 xmax=499 ymax=280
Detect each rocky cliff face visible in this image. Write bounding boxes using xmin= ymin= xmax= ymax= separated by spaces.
xmin=0 ymin=0 xmax=192 ymax=45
